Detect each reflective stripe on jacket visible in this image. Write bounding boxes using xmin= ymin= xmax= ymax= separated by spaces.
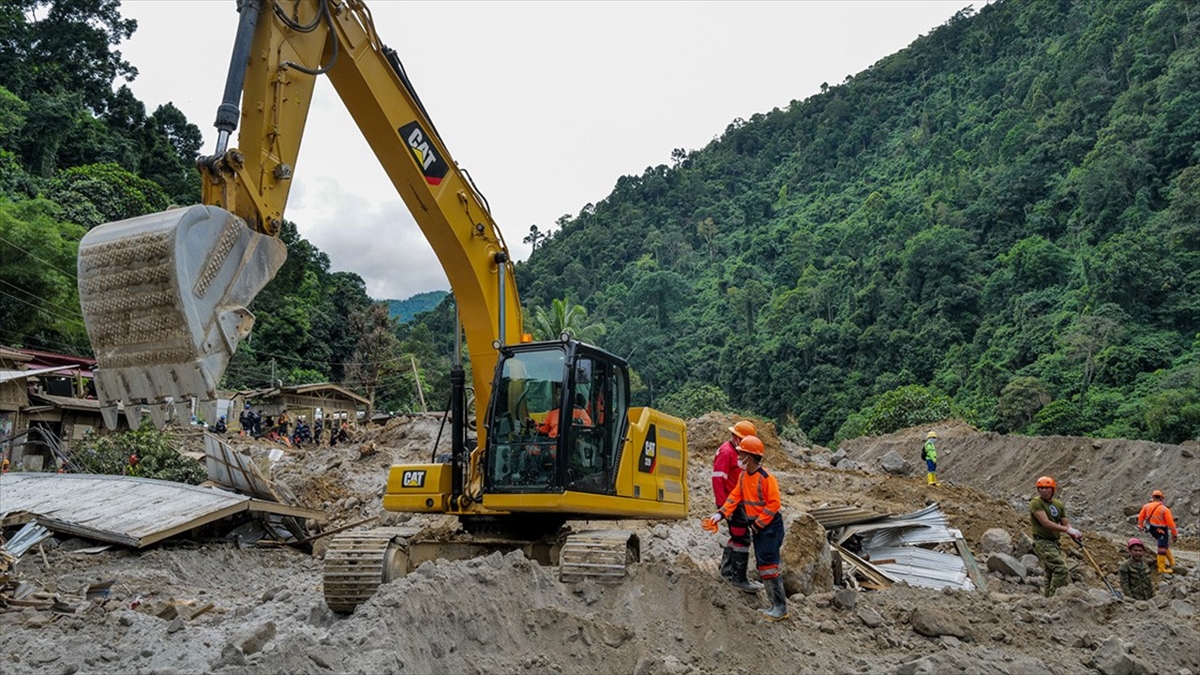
xmin=712 ymin=440 xmax=741 ymax=507
xmin=719 ymin=467 xmax=782 ymax=530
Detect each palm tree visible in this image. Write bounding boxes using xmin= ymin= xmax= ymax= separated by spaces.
xmin=530 ymin=298 xmax=606 ymax=344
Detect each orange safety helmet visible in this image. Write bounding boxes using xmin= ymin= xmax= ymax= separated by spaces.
xmin=1036 ymin=475 xmax=1056 ymax=489
xmin=736 ymin=435 xmax=765 ymax=457
xmin=1151 ymin=490 xmax=1164 ymax=499
xmin=728 ymin=420 xmax=757 ymax=439
xmin=1127 ymin=538 xmax=1145 ymax=551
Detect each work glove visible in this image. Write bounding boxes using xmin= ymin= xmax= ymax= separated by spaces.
xmin=1066 ymin=527 xmax=1082 ymax=541
xmin=748 ymin=523 xmax=759 ymax=537
xmin=705 ymin=512 xmax=723 ymax=530
xmin=701 ymin=516 xmax=718 ymax=533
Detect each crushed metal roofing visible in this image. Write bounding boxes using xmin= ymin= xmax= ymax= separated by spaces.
xmin=863 ymin=545 xmax=975 ymax=591
xmin=0 ymin=473 xmax=324 ymax=548
xmin=808 ymin=505 xmax=891 ymax=528
xmin=832 ymin=502 xmax=980 ymax=592
xmin=0 ymin=365 xmax=74 ymax=384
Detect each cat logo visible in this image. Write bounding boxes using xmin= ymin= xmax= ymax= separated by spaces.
xmin=637 ymin=425 xmax=659 ymax=474
xmin=401 ymin=470 xmax=426 ymax=488
xmin=398 ymin=121 xmax=449 ymax=186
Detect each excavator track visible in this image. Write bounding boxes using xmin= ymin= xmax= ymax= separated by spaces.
xmin=322 ymin=527 xmax=419 ymax=614
xmin=558 ymin=530 xmax=639 ymax=583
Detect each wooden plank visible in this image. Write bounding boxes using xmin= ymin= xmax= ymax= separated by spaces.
xmin=246 ymin=499 xmax=326 ymax=521
xmin=954 ymin=533 xmax=988 ymax=592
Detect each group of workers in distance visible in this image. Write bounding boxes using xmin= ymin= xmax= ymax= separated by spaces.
xmin=703 ymin=419 xmax=1183 ymax=616
xmin=1029 ymin=475 xmax=1178 ymax=600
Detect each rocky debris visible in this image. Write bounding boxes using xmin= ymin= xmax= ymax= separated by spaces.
xmin=2 ymin=415 xmax=1199 ymax=675
xmin=779 ymin=512 xmax=833 ymax=596
xmin=909 ymin=606 xmax=972 ymax=640
xmin=880 ymin=450 xmax=912 ymax=476
xmin=1088 ymin=637 xmax=1153 ymax=675
xmin=979 ymin=528 xmax=1014 ymax=556
xmin=986 ymin=552 xmax=1027 ymax=579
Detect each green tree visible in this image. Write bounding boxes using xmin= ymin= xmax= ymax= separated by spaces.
xmin=0 ymin=199 xmax=88 ymax=351
xmin=529 ymin=298 xmax=606 ymax=343
xmin=45 ymin=162 xmax=169 ymax=228
xmin=860 ymin=385 xmax=955 ymax=436
xmin=345 ymin=302 xmax=404 ymax=420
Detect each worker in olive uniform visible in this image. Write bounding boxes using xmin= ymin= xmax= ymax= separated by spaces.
xmin=1118 ymin=538 xmax=1155 ymax=601
xmin=1137 ymin=490 xmax=1179 ymax=574
xmin=706 ymin=435 xmax=788 ymax=621
xmin=1029 ymin=475 xmax=1081 ymax=598
xmin=922 ymin=431 xmax=940 ymax=486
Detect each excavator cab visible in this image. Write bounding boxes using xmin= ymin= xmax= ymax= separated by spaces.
xmin=485 ymin=340 xmax=626 ymax=496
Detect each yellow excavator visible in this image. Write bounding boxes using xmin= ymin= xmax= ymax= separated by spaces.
xmin=76 ymin=0 xmax=687 ymax=612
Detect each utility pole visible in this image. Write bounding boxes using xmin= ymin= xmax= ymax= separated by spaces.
xmin=410 ymin=355 xmax=427 ymax=413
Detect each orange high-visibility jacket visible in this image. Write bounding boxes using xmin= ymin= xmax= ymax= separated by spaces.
xmin=1138 ymin=501 xmax=1178 ymax=536
xmin=719 ymin=467 xmax=782 ymax=530
xmin=538 ymin=406 xmax=592 ymax=438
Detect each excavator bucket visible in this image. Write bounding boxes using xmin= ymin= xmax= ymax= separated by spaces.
xmin=77 ymin=205 xmax=286 ymax=430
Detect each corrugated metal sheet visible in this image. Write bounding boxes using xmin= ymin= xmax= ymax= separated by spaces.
xmin=809 ymin=505 xmax=890 ymax=528
xmin=859 ymin=503 xmax=957 ymax=549
xmin=0 ymin=473 xmax=322 ymax=548
xmin=863 ymin=545 xmax=975 ymax=591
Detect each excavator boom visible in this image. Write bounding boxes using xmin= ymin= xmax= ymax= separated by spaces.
xmin=78 ymin=0 xmax=522 ymax=431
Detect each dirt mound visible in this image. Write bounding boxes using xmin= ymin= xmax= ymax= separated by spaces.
xmin=840 ymin=421 xmax=1199 ymax=538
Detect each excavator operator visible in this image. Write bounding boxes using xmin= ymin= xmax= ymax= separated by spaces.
xmin=537 ymin=388 xmax=592 ymax=438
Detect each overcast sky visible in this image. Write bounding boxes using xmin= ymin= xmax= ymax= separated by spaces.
xmin=116 ymin=1 xmax=973 ymax=300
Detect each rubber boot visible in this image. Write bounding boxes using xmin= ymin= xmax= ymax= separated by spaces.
xmin=758 ymin=576 xmax=789 ymax=621
xmin=1167 ymin=549 xmax=1176 ymax=571
xmin=718 ymin=546 xmax=735 ymax=582
xmin=930 ymin=472 xmax=940 ymax=486
xmin=1158 ymin=555 xmax=1174 ymax=574
xmin=729 ymin=550 xmax=764 ymax=593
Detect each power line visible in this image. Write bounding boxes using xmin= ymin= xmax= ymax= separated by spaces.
xmin=0 ymin=284 xmax=87 ymax=329
xmin=0 ymin=279 xmax=85 ymax=323
xmin=0 ymin=234 xmax=78 ymax=280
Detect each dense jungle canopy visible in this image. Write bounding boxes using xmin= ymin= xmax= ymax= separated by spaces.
xmin=1 ymin=0 xmax=1197 ymax=444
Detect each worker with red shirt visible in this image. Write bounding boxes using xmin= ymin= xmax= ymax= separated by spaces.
xmin=712 ymin=420 xmax=760 ymax=590
xmin=1138 ymin=489 xmax=1179 ymax=574
xmin=706 ymin=435 xmax=788 ymax=621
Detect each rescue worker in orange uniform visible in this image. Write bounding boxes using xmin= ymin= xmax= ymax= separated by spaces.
xmin=706 ymin=435 xmax=788 ymax=621
xmin=537 ymin=395 xmax=592 ymax=438
xmin=712 ymin=420 xmax=760 ymax=591
xmin=1138 ymin=489 xmax=1179 ymax=574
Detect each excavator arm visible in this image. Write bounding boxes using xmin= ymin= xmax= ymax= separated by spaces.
xmin=78 ymin=0 xmax=522 ymax=438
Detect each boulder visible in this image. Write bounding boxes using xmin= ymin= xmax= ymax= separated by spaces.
xmin=1087 ymin=637 xmax=1151 ymax=675
xmin=779 ymin=512 xmax=834 ymax=596
xmin=879 ymin=450 xmax=912 ymax=476
xmin=986 ymin=553 xmax=1027 ymax=579
xmin=978 ymin=528 xmax=1013 ymax=556
xmin=909 ymin=606 xmax=971 ymax=640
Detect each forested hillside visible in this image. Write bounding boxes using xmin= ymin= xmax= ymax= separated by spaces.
xmin=387 ymin=291 xmax=448 ymax=323
xmin=0 ymin=1 xmax=439 ymax=413
xmin=1 ymin=0 xmax=1197 ymax=443
xmin=515 ymin=0 xmax=1200 ymax=444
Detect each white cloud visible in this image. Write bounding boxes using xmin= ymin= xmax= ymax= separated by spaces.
xmin=116 ymin=0 xmax=971 ymax=299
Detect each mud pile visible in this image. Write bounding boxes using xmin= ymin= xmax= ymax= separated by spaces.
xmin=2 ymin=415 xmax=1197 ymax=674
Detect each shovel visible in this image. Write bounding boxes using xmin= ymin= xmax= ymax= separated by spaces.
xmin=1075 ymin=538 xmax=1124 ymax=600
